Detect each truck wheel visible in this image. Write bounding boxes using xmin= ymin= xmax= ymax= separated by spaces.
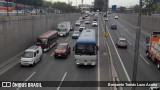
xmin=151 ymin=55 xmax=156 ymax=63
xmin=146 ymin=52 xmax=151 ymax=59
xmin=157 ymin=62 xmax=160 ymax=70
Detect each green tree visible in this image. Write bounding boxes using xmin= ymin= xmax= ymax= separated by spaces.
xmin=52 ymin=1 xmax=77 ymax=13
xmin=14 ymin=0 xmax=43 ymax=7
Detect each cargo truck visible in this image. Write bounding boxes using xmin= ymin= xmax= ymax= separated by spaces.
xmin=57 ymin=21 xmax=70 ymax=36
xmin=146 ymin=32 xmax=160 ymax=70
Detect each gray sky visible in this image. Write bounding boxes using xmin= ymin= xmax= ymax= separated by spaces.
xmin=46 ymin=0 xmax=139 ymax=7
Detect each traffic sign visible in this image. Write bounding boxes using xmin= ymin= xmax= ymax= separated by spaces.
xmin=104 ymin=32 xmax=109 ymax=37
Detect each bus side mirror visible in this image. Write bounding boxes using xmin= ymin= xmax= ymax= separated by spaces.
xmin=97 ymin=46 xmax=99 ymax=51
xmin=73 ymin=47 xmax=75 ymax=51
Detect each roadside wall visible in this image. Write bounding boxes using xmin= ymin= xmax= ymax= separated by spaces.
xmin=0 ymin=13 xmax=80 ymax=62
xmin=116 ymin=13 xmax=160 ymax=34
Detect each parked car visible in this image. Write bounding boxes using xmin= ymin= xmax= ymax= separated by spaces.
xmin=20 ymin=45 xmax=43 ymax=66
xmin=72 ymin=31 xmax=80 ymax=39
xmin=115 ymin=16 xmax=119 ymax=19
xmin=111 ymin=23 xmax=117 ymax=29
xmin=79 ymin=24 xmax=86 ymax=32
xmin=92 ymin=21 xmax=98 ymax=26
xmin=75 ymin=21 xmax=81 ymax=26
xmin=116 ymin=38 xmax=128 ymax=48
xmin=54 ymin=43 xmax=71 ymax=58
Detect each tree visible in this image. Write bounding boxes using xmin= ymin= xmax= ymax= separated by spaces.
xmin=94 ymin=0 xmax=103 ymax=11
xmin=133 ymin=4 xmax=140 ymax=13
xmin=51 ymin=1 xmax=77 ymax=13
xmin=142 ymin=0 xmax=160 ymax=14
xmin=14 ymin=0 xmax=43 ymax=7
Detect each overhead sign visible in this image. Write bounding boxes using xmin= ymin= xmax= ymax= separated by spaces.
xmin=112 ymin=5 xmax=117 ymax=11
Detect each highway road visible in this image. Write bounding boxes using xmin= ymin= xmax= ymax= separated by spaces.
xmin=0 ymin=15 xmax=111 ymax=90
xmin=104 ymin=14 xmax=160 ymax=90
xmin=1 ymin=13 xmax=160 ymax=90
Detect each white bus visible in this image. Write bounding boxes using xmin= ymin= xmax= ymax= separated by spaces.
xmin=73 ymin=29 xmax=98 ymax=65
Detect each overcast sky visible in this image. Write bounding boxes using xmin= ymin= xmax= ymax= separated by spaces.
xmin=46 ymin=0 xmax=139 ymax=7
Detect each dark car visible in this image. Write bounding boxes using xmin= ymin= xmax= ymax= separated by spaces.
xmin=116 ymin=38 xmax=128 ymax=48
xmin=54 ymin=43 xmax=71 ymax=58
xmin=111 ymin=23 xmax=117 ymax=29
xmin=70 ymin=25 xmax=74 ymax=31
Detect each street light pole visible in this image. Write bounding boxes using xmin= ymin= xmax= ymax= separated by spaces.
xmin=7 ymin=1 xmax=9 ymax=16
xmin=132 ymin=0 xmax=142 ymax=90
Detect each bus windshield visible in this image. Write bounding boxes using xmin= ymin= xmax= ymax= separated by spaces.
xmin=75 ymin=44 xmax=96 ymax=55
xmin=36 ymin=38 xmax=48 ymax=44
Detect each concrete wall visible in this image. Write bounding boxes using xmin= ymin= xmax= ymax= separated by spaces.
xmin=0 ymin=13 xmax=80 ymax=62
xmin=116 ymin=13 xmax=160 ymax=34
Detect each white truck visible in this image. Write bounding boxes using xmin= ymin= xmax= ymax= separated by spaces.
xmin=58 ymin=21 xmax=70 ymax=36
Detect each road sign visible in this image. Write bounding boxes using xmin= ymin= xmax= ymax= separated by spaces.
xmin=104 ymin=32 xmax=109 ymax=37
xmin=112 ymin=5 xmax=117 ymax=11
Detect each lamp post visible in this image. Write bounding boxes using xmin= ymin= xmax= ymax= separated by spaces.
xmin=132 ymin=0 xmax=142 ymax=90
xmin=7 ymin=1 xmax=9 ymax=16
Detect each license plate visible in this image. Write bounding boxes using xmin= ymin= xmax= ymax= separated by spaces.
xmin=58 ymin=55 xmax=61 ymax=56
xmin=84 ymin=63 xmax=87 ymax=65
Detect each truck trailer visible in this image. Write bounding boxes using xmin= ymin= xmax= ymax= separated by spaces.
xmin=146 ymin=32 xmax=160 ymax=70
xmin=57 ymin=21 xmax=70 ymax=36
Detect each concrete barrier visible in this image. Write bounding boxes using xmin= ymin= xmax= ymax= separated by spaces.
xmin=116 ymin=13 xmax=160 ymax=34
xmin=0 ymin=13 xmax=80 ymax=62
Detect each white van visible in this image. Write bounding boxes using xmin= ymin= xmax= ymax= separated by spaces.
xmin=20 ymin=45 xmax=43 ymax=66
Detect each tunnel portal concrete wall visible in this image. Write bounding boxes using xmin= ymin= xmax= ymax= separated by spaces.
xmin=0 ymin=13 xmax=80 ymax=62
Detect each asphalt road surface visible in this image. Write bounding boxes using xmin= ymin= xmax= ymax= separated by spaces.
xmin=105 ymin=14 xmax=160 ymax=90
xmin=0 ymin=14 xmax=111 ymax=90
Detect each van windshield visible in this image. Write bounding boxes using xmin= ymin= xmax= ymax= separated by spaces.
xmin=22 ymin=52 xmax=34 ymax=58
xmin=36 ymin=38 xmax=48 ymax=44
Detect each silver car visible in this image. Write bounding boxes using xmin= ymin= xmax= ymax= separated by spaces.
xmin=75 ymin=21 xmax=81 ymax=26
xmin=116 ymin=38 xmax=128 ymax=48
xmin=72 ymin=31 xmax=80 ymax=39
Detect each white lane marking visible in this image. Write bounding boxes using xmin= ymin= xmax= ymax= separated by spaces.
xmin=65 ymin=36 xmax=70 ymax=41
xmin=25 ymin=72 xmax=36 ymax=81
xmin=103 ymin=17 xmax=131 ymax=81
xmin=101 ymin=19 xmax=112 ymax=81
xmin=51 ymin=53 xmax=54 ymax=56
xmin=0 ymin=61 xmax=19 ymax=75
xmin=127 ymin=40 xmax=132 ymax=46
xmin=140 ymin=54 xmax=150 ymax=65
xmin=16 ymin=72 xmax=36 ymax=90
xmin=97 ymin=15 xmax=100 ymax=90
xmin=57 ymin=72 xmax=67 ymax=90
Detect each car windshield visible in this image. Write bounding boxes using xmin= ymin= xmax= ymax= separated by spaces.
xmin=74 ymin=31 xmax=79 ymax=34
xmin=36 ymin=38 xmax=48 ymax=44
xmin=75 ymin=44 xmax=96 ymax=55
xmin=93 ymin=21 xmax=97 ymax=23
xmin=80 ymin=24 xmax=85 ymax=27
xmin=120 ymin=40 xmax=127 ymax=43
xmin=22 ymin=52 xmax=34 ymax=58
xmin=76 ymin=21 xmax=80 ymax=23
xmin=57 ymin=45 xmax=67 ymax=50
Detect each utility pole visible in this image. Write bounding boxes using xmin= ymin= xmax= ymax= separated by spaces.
xmin=132 ymin=0 xmax=142 ymax=90
xmin=7 ymin=1 xmax=9 ymax=16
